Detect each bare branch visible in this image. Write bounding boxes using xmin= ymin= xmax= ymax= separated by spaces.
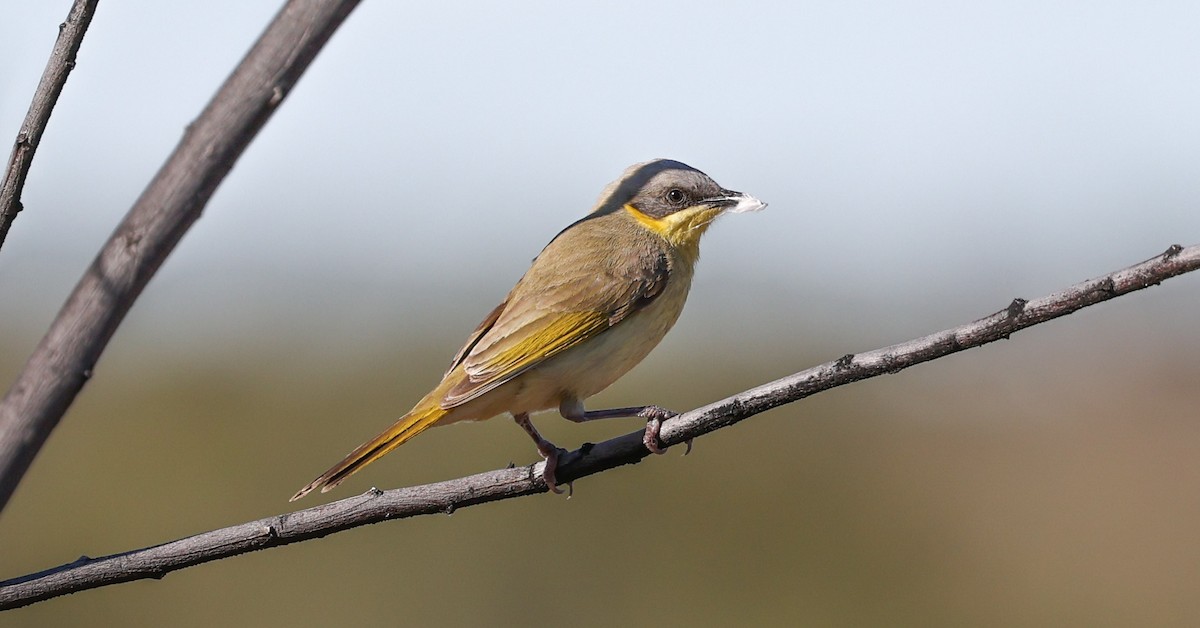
xmin=2 ymin=243 xmax=1195 ymax=610
xmin=656 ymin=244 xmax=1200 ymax=448
xmin=0 ymin=0 xmax=99 ymax=250
xmin=0 ymin=0 xmax=361 ymax=514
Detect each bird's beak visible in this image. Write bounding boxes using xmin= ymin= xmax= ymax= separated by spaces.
xmin=708 ymin=189 xmax=767 ymax=214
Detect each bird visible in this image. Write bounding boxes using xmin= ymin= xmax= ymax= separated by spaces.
xmin=291 ymin=159 xmax=765 ymax=501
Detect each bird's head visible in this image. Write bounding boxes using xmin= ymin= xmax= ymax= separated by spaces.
xmin=592 ymin=159 xmax=766 ymax=250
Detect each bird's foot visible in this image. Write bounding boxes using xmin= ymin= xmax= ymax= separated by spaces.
xmin=535 ymin=443 xmax=571 ymax=495
xmin=514 ymin=412 xmax=571 ymax=495
xmin=639 ymin=406 xmax=691 ymax=455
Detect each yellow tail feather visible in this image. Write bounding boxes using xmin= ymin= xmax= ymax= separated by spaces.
xmin=290 ymin=403 xmax=448 ymax=501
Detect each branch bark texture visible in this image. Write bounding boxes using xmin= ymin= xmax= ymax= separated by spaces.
xmin=2 ymin=243 xmax=1196 ymax=610
xmin=0 ymin=0 xmax=99 ymax=250
xmin=0 ymin=0 xmax=361 ymax=514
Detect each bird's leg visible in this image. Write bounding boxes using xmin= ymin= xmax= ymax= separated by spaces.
xmin=558 ymin=399 xmax=691 ymax=456
xmin=513 ymin=413 xmax=568 ymax=495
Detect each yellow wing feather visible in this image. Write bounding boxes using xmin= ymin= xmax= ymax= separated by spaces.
xmin=442 ymin=310 xmax=612 ymax=407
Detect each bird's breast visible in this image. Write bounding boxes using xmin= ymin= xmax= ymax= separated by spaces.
xmin=526 ymin=255 xmax=696 ymax=404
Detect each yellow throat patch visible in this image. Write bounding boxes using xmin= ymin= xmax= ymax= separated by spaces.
xmin=624 ymin=203 xmax=723 ymax=254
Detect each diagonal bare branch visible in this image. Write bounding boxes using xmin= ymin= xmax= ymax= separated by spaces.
xmin=2 ymin=243 xmax=1195 ymax=610
xmin=0 ymin=0 xmax=361 ymax=515
xmin=0 ymin=0 xmax=100 ymax=250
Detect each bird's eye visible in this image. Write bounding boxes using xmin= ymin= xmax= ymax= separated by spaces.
xmin=665 ymin=188 xmax=687 ymax=205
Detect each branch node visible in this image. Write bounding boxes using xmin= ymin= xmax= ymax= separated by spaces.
xmin=1097 ymin=277 xmax=1117 ymax=296
xmin=1164 ymin=244 xmax=1183 ymax=259
xmin=1006 ymin=298 xmax=1028 ymax=318
xmin=881 ymin=354 xmax=903 ymax=374
xmin=255 ymin=525 xmax=278 ymax=545
xmin=835 ymin=354 xmax=855 ymax=370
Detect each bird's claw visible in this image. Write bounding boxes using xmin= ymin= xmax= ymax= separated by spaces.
xmin=643 ymin=419 xmax=666 ymax=455
xmin=640 ymin=406 xmax=683 ymax=455
xmin=537 ymin=445 xmax=569 ymax=494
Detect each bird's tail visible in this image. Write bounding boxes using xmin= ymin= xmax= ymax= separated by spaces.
xmin=290 ymin=402 xmax=448 ymax=501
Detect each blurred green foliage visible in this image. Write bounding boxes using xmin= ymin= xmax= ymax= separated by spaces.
xmin=3 ymin=282 xmax=1198 ymax=626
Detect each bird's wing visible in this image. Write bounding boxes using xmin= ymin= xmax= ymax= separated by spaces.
xmin=444 ymin=300 xmax=506 ymax=378
xmin=440 ymin=233 xmax=669 ymax=409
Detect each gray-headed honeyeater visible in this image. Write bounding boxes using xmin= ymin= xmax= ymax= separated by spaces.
xmin=292 ymin=159 xmax=765 ymax=500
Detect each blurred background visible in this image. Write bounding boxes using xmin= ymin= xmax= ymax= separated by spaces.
xmin=2 ymin=1 xmax=1199 ymax=625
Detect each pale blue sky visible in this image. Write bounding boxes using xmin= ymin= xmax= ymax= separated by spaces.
xmin=2 ymin=1 xmax=1198 ymax=348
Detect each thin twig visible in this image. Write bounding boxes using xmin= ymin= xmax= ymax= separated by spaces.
xmin=2 ymin=243 xmax=1195 ymax=610
xmin=0 ymin=0 xmax=362 ymax=515
xmin=0 ymin=0 xmax=99 ymax=250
